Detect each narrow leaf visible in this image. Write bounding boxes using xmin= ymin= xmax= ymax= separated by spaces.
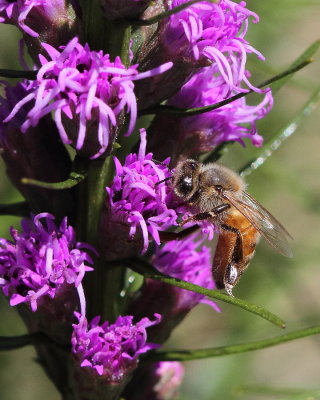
xmin=146 ymin=325 xmax=320 ymax=362
xmin=127 ymin=258 xmax=285 ymax=328
xmin=140 ymin=59 xmax=313 ymax=117
xmin=239 ymin=86 xmax=320 ymax=177
xmin=0 ymin=69 xmax=37 ymax=80
xmin=21 ymin=156 xmax=88 ymax=190
xmin=0 ymin=332 xmax=56 ymax=350
xmin=0 ymin=201 xmax=30 ymax=217
xmin=131 ymin=0 xmax=217 ymax=26
xmin=271 ymin=39 xmax=320 ymax=94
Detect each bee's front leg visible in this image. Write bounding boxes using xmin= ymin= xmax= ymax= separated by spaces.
xmin=159 ymin=203 xmax=230 ymax=242
xmin=180 ymin=203 xmax=230 ymax=226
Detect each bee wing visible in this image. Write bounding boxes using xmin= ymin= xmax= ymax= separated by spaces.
xmin=223 ymin=190 xmax=293 ymax=258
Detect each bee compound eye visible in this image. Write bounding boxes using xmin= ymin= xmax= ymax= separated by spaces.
xmin=179 ymin=176 xmax=193 ymax=195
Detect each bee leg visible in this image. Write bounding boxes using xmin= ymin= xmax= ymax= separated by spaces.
xmin=180 ymin=203 xmax=230 ymax=226
xmin=159 ymin=225 xmax=199 ymax=242
xmin=159 ymin=204 xmax=230 ymax=242
xmin=220 ymin=224 xmax=244 ymax=295
xmin=220 ymin=224 xmax=244 ymax=264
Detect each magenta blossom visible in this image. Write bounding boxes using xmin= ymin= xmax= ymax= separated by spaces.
xmin=0 ymin=213 xmax=94 ymax=312
xmin=163 ymin=0 xmax=263 ymax=92
xmin=102 ymin=129 xmax=178 ymax=258
xmin=4 ymin=37 xmax=172 ymax=158
xmin=149 ymin=64 xmax=273 ymax=162
xmin=71 ymin=313 xmax=161 ymax=382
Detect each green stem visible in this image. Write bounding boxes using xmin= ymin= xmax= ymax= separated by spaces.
xmin=131 ymin=0 xmax=218 ymax=26
xmin=140 ymin=59 xmax=312 ymax=117
xmin=79 ymin=0 xmax=132 ymax=62
xmin=125 ymin=258 xmax=285 ymax=328
xmin=146 ymin=325 xmax=320 ymax=362
xmin=239 ymin=86 xmax=320 ymax=177
xmin=0 ymin=201 xmax=30 ymax=217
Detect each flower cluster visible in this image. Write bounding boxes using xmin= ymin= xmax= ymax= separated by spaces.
xmin=149 ymin=64 xmax=273 ymax=161
xmin=163 ymin=0 xmax=263 ymax=91
xmin=71 ymin=313 xmax=161 ymax=381
xmin=101 ymin=129 xmax=178 ymax=258
xmin=0 ymin=213 xmax=94 ymax=312
xmin=4 ymin=37 xmax=172 ymax=158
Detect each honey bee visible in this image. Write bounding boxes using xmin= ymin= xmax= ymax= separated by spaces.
xmin=171 ymin=160 xmax=293 ymax=295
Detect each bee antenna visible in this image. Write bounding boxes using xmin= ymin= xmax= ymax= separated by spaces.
xmin=151 ymin=158 xmax=171 ymax=169
xmin=155 ymin=176 xmax=172 ymax=186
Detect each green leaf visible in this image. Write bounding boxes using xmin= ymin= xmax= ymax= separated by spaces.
xmin=0 ymin=332 xmax=61 ymax=350
xmin=140 ymin=59 xmax=313 ymax=117
xmin=0 ymin=201 xmax=30 ymax=217
xmin=21 ymin=155 xmax=88 ymax=190
xmin=126 ymin=258 xmax=285 ymax=328
xmin=239 ymin=85 xmax=320 ymax=177
xmin=146 ymin=325 xmax=320 ymax=362
xmin=0 ymin=69 xmax=37 ymax=80
xmin=271 ymin=39 xmax=320 ymax=94
xmin=131 ymin=0 xmax=218 ymax=26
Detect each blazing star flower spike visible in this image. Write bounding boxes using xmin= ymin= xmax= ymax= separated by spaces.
xmin=4 ymin=37 xmax=172 ymax=158
xmin=71 ymin=313 xmax=161 ymax=382
xmin=0 ymin=213 xmax=94 ymax=312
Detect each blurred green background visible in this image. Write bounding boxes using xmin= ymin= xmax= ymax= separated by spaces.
xmin=0 ymin=1 xmax=320 ymax=399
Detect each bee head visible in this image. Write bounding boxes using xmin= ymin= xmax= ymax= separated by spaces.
xmin=173 ymin=159 xmax=200 ymax=200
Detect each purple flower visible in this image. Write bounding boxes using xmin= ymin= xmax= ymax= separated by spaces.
xmin=4 ymin=37 xmax=172 ymax=158
xmin=124 ymin=361 xmax=185 ymax=400
xmin=128 ymin=234 xmax=219 ymax=343
xmin=0 ymin=213 xmax=94 ymax=312
xmin=71 ymin=313 xmax=161 ymax=382
xmin=148 ymin=65 xmax=273 ymax=162
xmin=101 ymin=129 xmax=178 ymax=259
xmin=164 ymin=0 xmax=263 ymax=91
xmin=0 ymin=0 xmax=73 ymax=38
